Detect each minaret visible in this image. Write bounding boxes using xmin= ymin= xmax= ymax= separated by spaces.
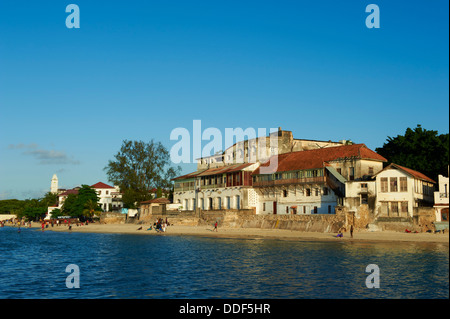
xmin=51 ymin=174 xmax=59 ymax=194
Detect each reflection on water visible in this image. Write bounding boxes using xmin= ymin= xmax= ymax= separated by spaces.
xmin=0 ymin=226 xmax=448 ymax=299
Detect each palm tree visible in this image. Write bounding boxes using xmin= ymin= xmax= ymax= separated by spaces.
xmin=83 ymin=199 xmax=100 ymax=219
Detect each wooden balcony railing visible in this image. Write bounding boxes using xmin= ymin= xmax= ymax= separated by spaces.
xmin=253 ymin=176 xmax=326 ymax=187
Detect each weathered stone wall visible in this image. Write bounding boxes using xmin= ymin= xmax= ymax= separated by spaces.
xmin=100 ymin=212 xmax=126 ymax=224
xmin=142 ymin=210 xmax=200 ymax=226
xmin=130 ymin=206 xmax=437 ymax=233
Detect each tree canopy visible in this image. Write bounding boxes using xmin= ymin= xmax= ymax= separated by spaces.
xmin=376 ymin=125 xmax=449 ymax=182
xmin=61 ymin=185 xmax=101 ymax=219
xmin=104 ymin=140 xmax=180 ymax=208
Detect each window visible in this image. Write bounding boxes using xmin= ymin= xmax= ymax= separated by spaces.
xmin=218 ymin=197 xmax=222 ymax=210
xmin=380 ymin=178 xmax=388 ymax=192
xmin=283 ymin=190 xmax=288 ymax=197
xmin=323 ymin=187 xmax=329 ymax=195
xmin=361 ymin=193 xmax=368 ymax=204
xmin=286 ymin=206 xmax=289 ymax=214
xmin=401 ymin=202 xmax=408 ymax=214
xmin=263 ymin=203 xmax=266 ymax=211
xmin=400 ymin=177 xmax=407 ymax=192
xmin=226 ymin=197 xmax=231 ymax=209
xmin=303 ymin=206 xmax=306 ymax=214
xmin=390 ymin=202 xmax=399 ymax=215
xmin=315 ymin=188 xmax=319 ymax=196
xmin=313 ymin=206 xmax=318 ymax=214
xmin=306 ymin=188 xmax=311 ymax=196
xmin=390 ymin=177 xmax=398 ymax=192
xmin=209 ymin=197 xmax=213 ymax=210
xmin=369 ymin=167 xmax=374 ymax=175
xmin=328 ymin=205 xmax=332 ymax=214
xmin=349 ymin=167 xmax=355 ymax=181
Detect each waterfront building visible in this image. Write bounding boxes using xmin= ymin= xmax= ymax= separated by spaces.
xmin=91 ymin=182 xmax=123 ymax=212
xmin=173 ymin=128 xmax=345 ymax=213
xmin=173 ymin=163 xmax=259 ymax=212
xmin=373 ymin=163 xmax=435 ymax=218
xmin=252 ymin=143 xmax=387 ymax=215
xmin=433 ymin=174 xmax=449 ymax=223
xmin=197 ymin=128 xmax=344 ymax=170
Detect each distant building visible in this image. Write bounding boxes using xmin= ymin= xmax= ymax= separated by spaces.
xmin=434 ymin=174 xmax=449 ymax=223
xmin=45 ymin=176 xmax=123 ymax=219
xmin=51 ymin=174 xmax=59 ymax=194
xmin=91 ymin=182 xmax=123 ymax=212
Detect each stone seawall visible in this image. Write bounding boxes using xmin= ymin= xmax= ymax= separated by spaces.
xmin=132 ymin=206 xmax=437 ymax=233
xmin=145 ymin=210 xmax=346 ymax=233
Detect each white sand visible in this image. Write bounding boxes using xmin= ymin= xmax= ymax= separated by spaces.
xmin=38 ymin=222 xmax=450 ymax=244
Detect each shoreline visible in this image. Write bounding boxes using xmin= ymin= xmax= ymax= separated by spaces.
xmin=28 ymin=222 xmax=450 ymax=244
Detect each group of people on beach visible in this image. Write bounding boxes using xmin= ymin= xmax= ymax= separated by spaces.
xmin=142 ymin=218 xmax=169 ymax=232
xmin=1 ymin=218 xmax=32 ymax=232
xmin=39 ymin=218 xmax=89 ymax=231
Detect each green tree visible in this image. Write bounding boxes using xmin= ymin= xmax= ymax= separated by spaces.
xmin=376 ymin=125 xmax=449 ymax=182
xmin=50 ymin=208 xmax=63 ymax=219
xmin=83 ymin=199 xmax=101 ymax=219
xmin=61 ymin=185 xmax=100 ymax=218
xmin=61 ymin=193 xmax=79 ymax=217
xmin=104 ymin=140 xmax=181 ymax=207
xmin=17 ymin=198 xmax=46 ymax=221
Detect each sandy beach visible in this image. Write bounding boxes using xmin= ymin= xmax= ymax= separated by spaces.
xmin=34 ymin=222 xmax=450 ymax=244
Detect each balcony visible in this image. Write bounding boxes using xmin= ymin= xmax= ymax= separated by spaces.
xmin=174 ymin=185 xmax=195 ymax=192
xmin=253 ymin=176 xmax=326 ymax=187
xmin=434 ymin=192 xmax=449 ymax=205
xmin=200 ymin=183 xmax=225 ymax=190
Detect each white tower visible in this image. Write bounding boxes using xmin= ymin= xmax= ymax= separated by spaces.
xmin=51 ymin=174 xmax=58 ymax=194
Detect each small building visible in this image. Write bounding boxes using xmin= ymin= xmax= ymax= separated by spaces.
xmin=434 ymin=174 xmax=449 ymax=224
xmin=140 ymin=197 xmax=171 ymax=219
xmin=373 ymin=163 xmax=435 ymax=218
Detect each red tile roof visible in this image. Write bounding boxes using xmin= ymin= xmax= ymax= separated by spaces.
xmin=381 ymin=163 xmax=435 ymax=183
xmin=140 ymin=198 xmax=171 ymax=205
xmin=91 ymin=182 xmax=114 ymax=189
xmin=173 ymin=163 xmax=254 ymax=180
xmin=253 ymin=144 xmax=387 ymax=175
xmin=59 ymin=189 xmax=78 ymax=196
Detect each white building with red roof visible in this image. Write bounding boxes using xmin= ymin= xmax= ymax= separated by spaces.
xmin=46 ymin=178 xmax=123 ymax=219
xmin=373 ymin=163 xmax=435 ymax=218
xmin=91 ymin=182 xmax=123 ymax=212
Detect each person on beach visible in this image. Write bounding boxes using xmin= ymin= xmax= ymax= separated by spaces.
xmin=350 ymin=225 xmax=354 ymax=238
xmin=213 ymin=221 xmax=218 ymax=232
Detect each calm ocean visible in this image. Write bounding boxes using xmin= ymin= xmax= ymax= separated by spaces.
xmin=0 ymin=226 xmax=448 ymax=299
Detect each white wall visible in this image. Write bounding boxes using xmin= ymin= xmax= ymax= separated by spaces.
xmin=257 ymin=185 xmax=337 ymax=215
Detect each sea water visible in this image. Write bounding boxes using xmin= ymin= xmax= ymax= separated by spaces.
xmin=0 ymin=226 xmax=448 ymax=299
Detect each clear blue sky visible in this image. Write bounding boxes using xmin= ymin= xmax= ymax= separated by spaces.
xmin=0 ymin=0 xmax=448 ymax=200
